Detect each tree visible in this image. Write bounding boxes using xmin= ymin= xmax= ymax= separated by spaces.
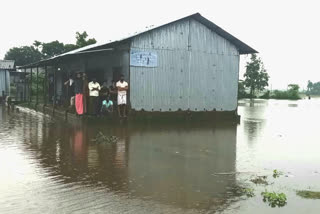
xmin=41 ymin=40 xmax=66 ymax=58
xmin=4 ymin=31 xmax=97 ymax=66
xmin=287 ymin=84 xmax=300 ymax=99
xmin=307 ymin=80 xmax=313 ymax=93
xmin=75 ymin=31 xmax=97 ymax=48
xmin=238 ymin=80 xmax=248 ymax=98
xmin=64 ymin=43 xmax=78 ymax=52
xmin=243 ymin=54 xmax=269 ymax=98
xmin=4 ymin=46 xmax=42 ymax=66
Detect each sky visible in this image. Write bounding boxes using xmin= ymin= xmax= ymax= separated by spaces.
xmin=1 ymin=0 xmax=319 ymax=89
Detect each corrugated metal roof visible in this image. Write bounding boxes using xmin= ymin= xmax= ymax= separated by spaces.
xmin=18 ymin=13 xmax=257 ymax=68
xmin=0 ymin=60 xmax=15 ymax=69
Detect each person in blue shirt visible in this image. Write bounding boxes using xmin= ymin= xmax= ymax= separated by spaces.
xmin=101 ymin=95 xmax=113 ymax=114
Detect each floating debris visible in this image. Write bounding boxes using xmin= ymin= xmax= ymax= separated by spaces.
xmin=91 ymin=132 xmax=119 ymax=144
xmin=296 ymin=190 xmax=320 ymax=199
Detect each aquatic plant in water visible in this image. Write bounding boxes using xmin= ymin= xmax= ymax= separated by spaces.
xmin=261 ymin=191 xmax=287 ymax=207
xmin=296 ymin=190 xmax=320 ymax=199
xmin=243 ymin=188 xmax=255 ymax=197
xmin=91 ymin=131 xmax=119 ymax=144
xmin=273 ymin=169 xmax=283 ymax=178
xmin=251 ymin=176 xmax=268 ymax=185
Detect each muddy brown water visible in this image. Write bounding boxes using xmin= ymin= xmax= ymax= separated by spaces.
xmin=1 ymin=99 xmax=320 ymax=213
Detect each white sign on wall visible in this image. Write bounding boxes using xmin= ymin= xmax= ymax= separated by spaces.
xmin=130 ymin=49 xmax=157 ymax=67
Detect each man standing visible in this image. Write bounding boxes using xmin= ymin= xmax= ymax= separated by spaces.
xmin=116 ymin=74 xmax=128 ymax=118
xmin=64 ymin=74 xmax=74 ymax=106
xmin=88 ymin=78 xmax=101 ymax=115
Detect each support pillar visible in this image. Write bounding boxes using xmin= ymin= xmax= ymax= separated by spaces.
xmin=24 ymin=68 xmax=27 ymax=101
xmin=29 ymin=67 xmax=33 ymax=104
xmin=44 ymin=65 xmax=47 ymax=105
xmin=36 ymin=66 xmax=39 ymax=105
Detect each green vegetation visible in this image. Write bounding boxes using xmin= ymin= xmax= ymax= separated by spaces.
xmin=4 ymin=31 xmax=96 ymax=66
xmin=296 ymin=190 xmax=320 ymax=199
xmin=306 ymin=80 xmax=320 ymax=95
xmin=242 ymin=54 xmax=269 ymax=98
xmin=242 ymin=188 xmax=255 ymax=197
xmin=258 ymin=84 xmax=301 ymax=100
xmin=261 ymin=191 xmax=287 ymax=207
xmin=238 ymin=80 xmax=250 ymax=99
xmin=272 ymin=169 xmax=283 ymax=178
xmin=251 ymin=176 xmax=269 ymax=185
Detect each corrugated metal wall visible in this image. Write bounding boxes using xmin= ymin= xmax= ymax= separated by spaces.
xmin=0 ymin=70 xmax=10 ymax=97
xmin=130 ymin=19 xmax=239 ymax=112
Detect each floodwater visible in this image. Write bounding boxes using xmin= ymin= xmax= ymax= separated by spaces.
xmin=0 ymin=99 xmax=320 ymax=214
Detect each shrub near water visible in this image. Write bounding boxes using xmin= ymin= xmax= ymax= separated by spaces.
xmin=269 ymin=84 xmax=301 ymax=100
xmin=296 ymin=190 xmax=320 ymax=199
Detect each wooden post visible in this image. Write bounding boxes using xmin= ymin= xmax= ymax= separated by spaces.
xmin=44 ymin=65 xmax=47 ymax=105
xmin=4 ymin=70 xmax=7 ymax=97
xmin=29 ymin=67 xmax=33 ymax=104
xmin=24 ymin=68 xmax=27 ymax=101
xmin=53 ymin=64 xmax=57 ymax=107
xmin=36 ymin=66 xmax=39 ymax=105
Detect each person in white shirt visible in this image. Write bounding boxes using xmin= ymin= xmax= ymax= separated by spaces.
xmin=88 ymin=78 xmax=101 ymax=115
xmin=116 ymin=74 xmax=128 ymax=118
xmin=64 ymin=74 xmax=75 ymax=106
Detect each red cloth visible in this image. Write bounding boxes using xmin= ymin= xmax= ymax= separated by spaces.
xmin=75 ymin=93 xmax=83 ymax=115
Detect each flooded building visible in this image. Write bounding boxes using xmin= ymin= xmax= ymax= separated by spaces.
xmin=0 ymin=60 xmax=14 ymax=99
xmin=19 ymin=13 xmax=257 ymax=117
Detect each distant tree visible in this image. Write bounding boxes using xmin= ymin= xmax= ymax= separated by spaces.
xmin=238 ymin=80 xmax=248 ymax=98
xmin=75 ymin=31 xmax=97 ymax=48
xmin=287 ymin=84 xmax=300 ymax=99
xmin=33 ymin=40 xmax=42 ymax=50
xmin=309 ymin=81 xmax=320 ymax=95
xmin=64 ymin=43 xmax=78 ymax=52
xmin=307 ymin=80 xmax=313 ymax=93
xmin=41 ymin=40 xmax=66 ymax=58
xmin=4 ymin=46 xmax=42 ymax=66
xmin=243 ymin=54 xmax=269 ymax=98
xmin=4 ymin=31 xmax=97 ymax=66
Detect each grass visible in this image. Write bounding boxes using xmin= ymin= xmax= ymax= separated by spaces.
xmin=296 ymin=190 xmax=320 ymax=199
xmin=261 ymin=191 xmax=287 ymax=207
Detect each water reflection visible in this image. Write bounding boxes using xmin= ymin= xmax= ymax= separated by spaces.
xmin=0 ymin=106 xmax=239 ymax=213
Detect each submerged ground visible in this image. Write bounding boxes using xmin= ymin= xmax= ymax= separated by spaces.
xmin=0 ymin=98 xmax=320 ymax=213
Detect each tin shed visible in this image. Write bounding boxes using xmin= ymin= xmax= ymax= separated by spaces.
xmin=18 ymin=13 xmax=257 ymax=117
xmin=0 ymin=60 xmax=15 ymax=98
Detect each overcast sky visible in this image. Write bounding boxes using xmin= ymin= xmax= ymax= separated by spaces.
xmin=1 ymin=0 xmax=319 ymax=89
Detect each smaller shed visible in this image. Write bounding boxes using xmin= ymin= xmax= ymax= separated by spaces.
xmin=0 ymin=60 xmax=15 ymax=98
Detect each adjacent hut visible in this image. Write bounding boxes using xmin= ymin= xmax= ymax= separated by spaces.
xmin=0 ymin=60 xmax=15 ymax=100
xmin=18 ymin=13 xmax=257 ymax=119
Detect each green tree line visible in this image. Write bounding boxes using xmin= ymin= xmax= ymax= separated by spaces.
xmin=4 ymin=31 xmax=96 ymax=66
xmin=307 ymin=80 xmax=320 ymax=95
xmin=239 ymin=54 xmax=300 ymax=100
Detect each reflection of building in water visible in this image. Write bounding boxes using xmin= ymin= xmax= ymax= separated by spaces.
xmin=126 ymin=124 xmax=237 ymax=209
xmin=12 ymin=110 xmax=237 ymax=209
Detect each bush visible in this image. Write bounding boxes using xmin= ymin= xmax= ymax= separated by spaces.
xmin=260 ymin=90 xmax=270 ymax=99
xmin=270 ymin=84 xmax=300 ymax=100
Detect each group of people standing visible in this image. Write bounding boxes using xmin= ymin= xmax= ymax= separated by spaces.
xmin=64 ymin=73 xmax=128 ymax=118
